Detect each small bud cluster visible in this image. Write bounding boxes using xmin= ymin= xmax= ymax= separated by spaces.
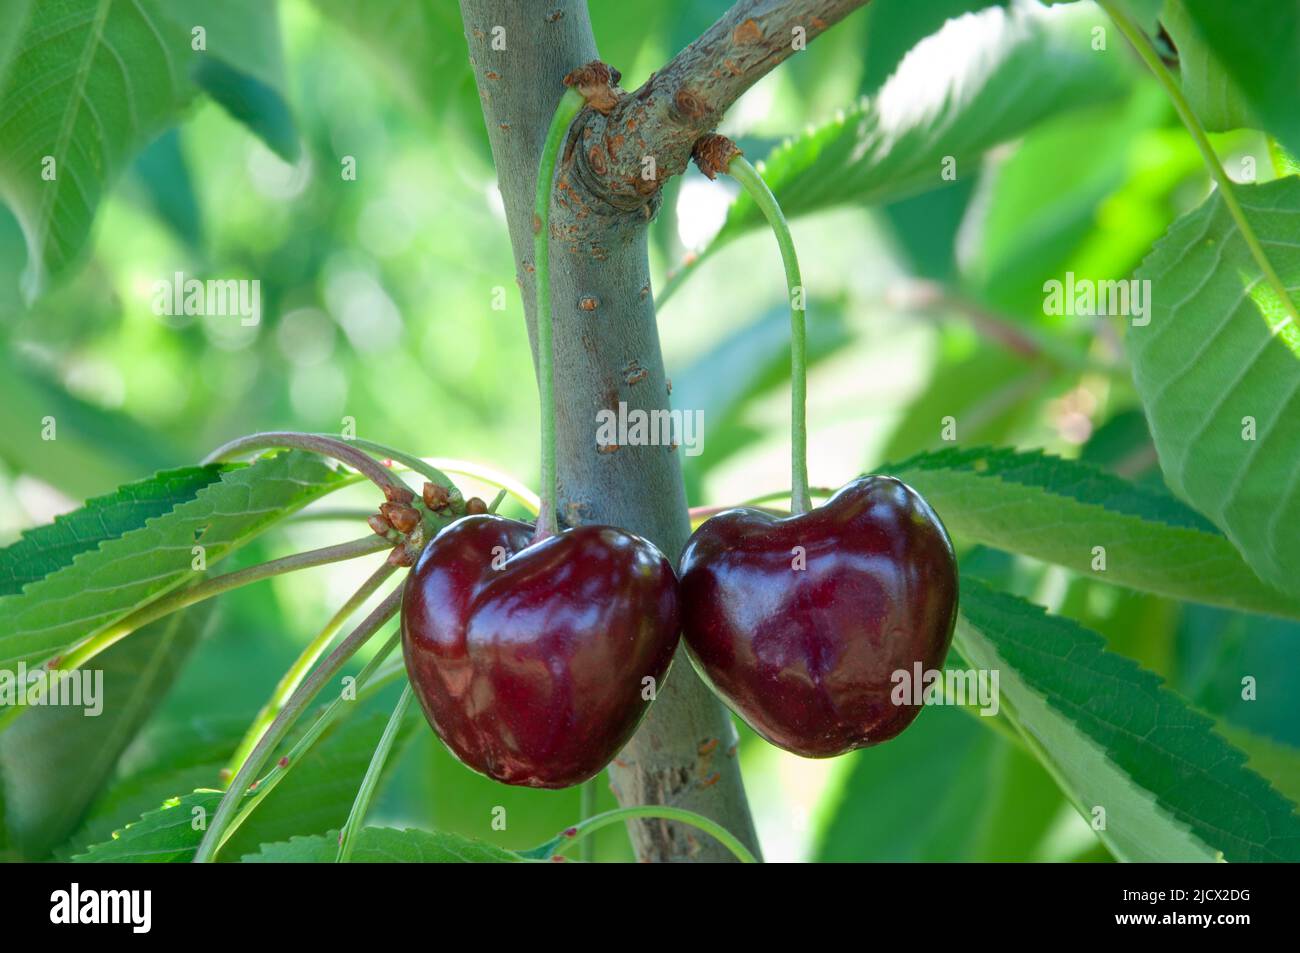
xmin=368 ymin=479 xmax=471 ymax=567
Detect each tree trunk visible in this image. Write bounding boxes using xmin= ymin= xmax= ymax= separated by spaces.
xmin=458 ymin=0 xmax=868 ymax=862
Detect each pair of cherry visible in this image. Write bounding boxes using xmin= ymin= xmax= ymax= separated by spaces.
xmin=400 ymin=475 xmax=958 ymax=788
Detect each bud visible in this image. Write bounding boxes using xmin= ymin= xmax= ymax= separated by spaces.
xmin=368 ymin=514 xmax=393 ymax=536
xmin=422 ymin=482 xmax=451 ymax=510
xmin=388 ymin=544 xmax=416 ymax=567
xmin=466 ymin=497 xmax=488 ymax=515
xmin=380 ymin=502 xmax=421 ymax=534
xmin=383 ymin=484 xmax=416 ymax=505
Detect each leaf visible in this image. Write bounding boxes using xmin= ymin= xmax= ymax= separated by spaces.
xmin=0 ymin=0 xmax=292 ymax=299
xmin=218 ymin=708 xmax=413 ymax=861
xmin=885 ymin=446 xmax=1300 ymax=619
xmin=858 ymin=0 xmax=1009 ymax=94
xmin=0 ymin=349 xmax=179 ymax=498
xmin=0 ymin=466 xmax=222 ymax=597
xmin=0 ymin=450 xmax=348 ymax=670
xmin=72 ymin=790 xmax=220 ymax=863
xmin=816 ymin=704 xmax=1059 ymax=861
xmin=241 ymin=827 xmax=523 ymax=863
xmin=1161 ymin=0 xmax=1255 ymax=134
xmin=307 ymin=0 xmax=481 ymax=152
xmin=1180 ymin=0 xmax=1300 ymax=157
xmin=0 ymin=602 xmax=215 ymax=859
xmin=955 ymin=578 xmax=1300 ymax=861
xmin=674 ymin=301 xmax=851 ymax=493
xmin=129 ymin=129 xmax=203 ymax=249
xmin=702 ymin=1 xmax=1132 ymax=259
xmin=1217 ymin=725 xmax=1300 ymax=808
xmin=165 ymin=0 xmax=298 ymax=161
xmin=1128 ymin=176 xmax=1300 ymax=598
xmin=878 ymin=348 xmax=1046 ymax=463
xmin=72 ymin=709 xmax=411 ymax=862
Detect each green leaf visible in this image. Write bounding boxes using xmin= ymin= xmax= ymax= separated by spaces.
xmin=242 ymin=827 xmax=523 ymax=863
xmin=0 ymin=466 xmax=222 ymax=597
xmin=1160 ymin=0 xmax=1254 ymax=134
xmin=0 ymin=450 xmax=348 ymax=670
xmin=72 ymin=790 xmax=220 ymax=862
xmin=1179 ymin=0 xmax=1300 ymax=157
xmin=956 ymin=578 xmax=1300 ymax=861
xmin=885 ymin=446 xmax=1300 ymax=619
xmin=0 ymin=602 xmax=214 ymax=858
xmin=308 ymin=0 xmax=482 ymax=153
xmin=674 ymin=301 xmax=851 ymax=493
xmin=0 ymin=350 xmax=179 ymax=498
xmin=130 ymin=129 xmax=203 ymax=249
xmin=816 ymin=704 xmax=1067 ymax=861
xmin=1217 ymin=725 xmax=1300 ymax=808
xmin=218 ymin=709 xmax=413 ymax=861
xmin=0 ymin=0 xmax=292 ymax=298
xmin=703 ymin=1 xmax=1131 ymax=259
xmin=1128 ymin=176 xmax=1300 ymax=598
xmin=168 ymin=0 xmax=297 ymax=161
xmin=72 ymin=709 xmax=411 ymax=862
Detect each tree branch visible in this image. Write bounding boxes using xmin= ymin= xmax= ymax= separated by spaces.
xmin=458 ymin=0 xmax=865 ymax=862
xmin=571 ymin=0 xmax=870 ymax=212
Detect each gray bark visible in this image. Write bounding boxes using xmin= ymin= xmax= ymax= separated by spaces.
xmin=458 ymin=0 xmax=868 ymax=862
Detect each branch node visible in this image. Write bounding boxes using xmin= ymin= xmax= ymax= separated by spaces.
xmin=563 ymin=60 xmax=623 ymax=115
xmin=692 ymin=134 xmax=742 ymax=180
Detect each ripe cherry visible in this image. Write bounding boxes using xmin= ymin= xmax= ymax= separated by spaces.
xmin=678 ymin=476 xmax=958 ymax=758
xmin=400 ymin=514 xmax=680 ymax=788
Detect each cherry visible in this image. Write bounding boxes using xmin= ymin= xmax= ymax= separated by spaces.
xmin=400 ymin=514 xmax=680 ymax=788
xmin=678 ymin=476 xmax=958 ymax=758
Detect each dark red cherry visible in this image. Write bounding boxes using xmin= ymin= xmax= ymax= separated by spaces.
xmin=679 ymin=476 xmax=957 ymax=758
xmin=400 ymin=514 xmax=680 ymax=788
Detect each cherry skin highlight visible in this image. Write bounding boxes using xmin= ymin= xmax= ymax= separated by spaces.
xmin=400 ymin=514 xmax=680 ymax=788
xmin=679 ymin=476 xmax=958 ymax=758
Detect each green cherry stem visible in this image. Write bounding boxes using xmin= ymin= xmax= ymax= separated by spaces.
xmin=336 ymin=683 xmax=414 ymax=863
xmin=221 ymin=560 xmax=398 ymax=784
xmin=539 ymin=806 xmax=758 ymax=864
xmin=193 ymin=587 xmax=402 ymax=863
xmin=725 ymin=154 xmax=811 ymax=515
xmin=579 ymin=778 xmax=599 ymax=863
xmin=204 ymin=431 xmax=414 ymax=501
xmin=216 ymin=636 xmax=405 ymax=854
xmin=317 ymin=435 xmax=459 ymax=495
xmin=532 ymin=87 xmax=585 ymax=541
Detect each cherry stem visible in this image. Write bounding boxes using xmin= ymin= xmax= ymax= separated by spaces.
xmin=222 ymin=560 xmax=398 ymax=783
xmin=579 ymin=778 xmax=598 ymax=863
xmin=318 ymin=435 xmax=459 ymax=495
xmin=548 ymin=807 xmax=758 ymax=864
xmin=217 ymin=635 xmax=405 ymax=853
xmin=204 ymin=431 xmax=414 ymax=500
xmin=532 ymin=88 xmax=586 ymax=542
xmin=336 ymin=683 xmax=414 ymax=863
xmin=725 ymin=155 xmax=810 ymax=515
xmin=193 ymin=587 xmax=402 ymax=863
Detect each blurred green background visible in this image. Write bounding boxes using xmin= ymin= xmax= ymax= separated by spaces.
xmin=1 ymin=0 xmax=1296 ymax=862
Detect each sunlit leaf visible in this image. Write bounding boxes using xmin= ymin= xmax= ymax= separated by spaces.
xmin=1129 ymin=176 xmax=1300 ymax=598
xmin=887 ymin=446 xmax=1300 ymax=619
